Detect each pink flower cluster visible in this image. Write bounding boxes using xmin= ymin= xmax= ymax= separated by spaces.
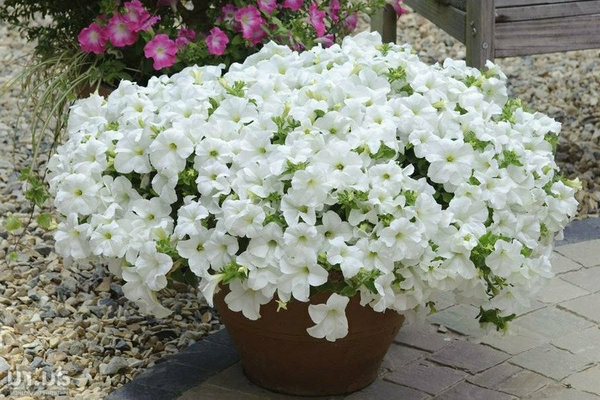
xmin=78 ymin=0 xmax=193 ymax=70
xmin=205 ymin=0 xmax=358 ymax=56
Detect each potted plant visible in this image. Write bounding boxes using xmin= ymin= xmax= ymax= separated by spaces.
xmin=47 ymin=32 xmax=578 ymax=395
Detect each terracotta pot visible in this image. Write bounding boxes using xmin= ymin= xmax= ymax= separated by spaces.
xmin=213 ymin=289 xmax=405 ymax=396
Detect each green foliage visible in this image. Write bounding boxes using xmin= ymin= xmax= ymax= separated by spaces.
xmin=19 ymin=168 xmax=49 ymax=207
xmin=372 ymin=143 xmax=397 ymax=160
xmin=337 ymin=189 xmax=369 ymax=214
xmin=272 ymin=115 xmax=301 ymax=145
xmin=470 ymin=232 xmax=512 ymax=296
xmin=499 ymin=98 xmax=524 ymax=123
xmin=477 ymin=307 xmax=516 ymax=332
xmin=386 ymin=66 xmax=407 ymax=84
xmin=498 ymin=150 xmax=523 ymax=168
xmin=5 ymin=215 xmax=22 ymax=232
xmin=36 ymin=213 xmax=56 ymax=230
xmin=464 ymin=131 xmax=491 ymax=151
xmin=221 ymin=261 xmax=249 ymax=284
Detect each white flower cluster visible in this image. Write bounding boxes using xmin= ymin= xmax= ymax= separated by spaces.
xmin=49 ymin=32 xmax=578 ymax=341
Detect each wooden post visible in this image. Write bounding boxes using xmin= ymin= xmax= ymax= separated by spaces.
xmin=466 ymin=0 xmax=495 ymax=69
xmin=371 ymin=3 xmax=398 ymax=43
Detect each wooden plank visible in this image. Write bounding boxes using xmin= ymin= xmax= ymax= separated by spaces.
xmin=466 ymin=0 xmax=495 ymax=69
xmin=370 ymin=3 xmax=398 ymax=43
xmin=495 ymin=13 xmax=600 ymax=57
xmin=496 ymin=0 xmax=593 ymax=7
xmin=496 ymin=0 xmax=600 ymax=21
xmin=404 ymin=0 xmax=467 ymax=43
xmin=438 ymin=0 xmax=467 ymax=10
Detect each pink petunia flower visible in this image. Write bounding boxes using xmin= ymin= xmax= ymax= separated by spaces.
xmin=246 ymin=25 xmax=267 ymax=46
xmin=315 ymin=33 xmax=334 ymax=48
xmin=235 ymin=6 xmax=265 ymax=41
xmin=176 ymin=27 xmax=196 ymax=48
xmin=78 ymin=22 xmax=107 ymax=54
xmin=205 ymin=27 xmax=230 ymax=55
xmin=308 ymin=2 xmax=327 ymax=37
xmin=342 ymin=12 xmax=359 ymax=31
xmin=257 ymin=0 xmax=277 ymax=14
xmin=106 ymin=14 xmax=138 ymax=47
xmin=144 ymin=34 xmax=178 ymax=70
xmin=329 ymin=0 xmax=340 ymax=23
xmin=282 ymin=0 xmax=303 ymax=11
xmin=123 ymin=0 xmax=161 ymax=32
xmin=392 ymin=0 xmax=409 ymax=16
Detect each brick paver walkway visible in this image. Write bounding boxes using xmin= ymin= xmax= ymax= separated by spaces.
xmin=176 ymin=239 xmax=600 ymax=400
xmin=107 ymin=236 xmax=600 ymax=399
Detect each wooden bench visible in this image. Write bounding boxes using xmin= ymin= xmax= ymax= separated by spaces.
xmin=371 ymin=0 xmax=600 ymax=69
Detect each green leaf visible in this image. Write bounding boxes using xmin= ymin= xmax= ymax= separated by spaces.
xmin=5 ymin=215 xmax=22 ymax=232
xmin=477 ymin=307 xmax=516 ymax=332
xmin=36 ymin=213 xmax=55 ymax=230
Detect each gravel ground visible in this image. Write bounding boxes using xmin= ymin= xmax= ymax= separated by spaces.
xmin=0 ymin=9 xmax=599 ymax=400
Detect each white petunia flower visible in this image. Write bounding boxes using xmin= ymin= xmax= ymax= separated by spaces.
xmin=306 ymin=293 xmax=349 ymax=341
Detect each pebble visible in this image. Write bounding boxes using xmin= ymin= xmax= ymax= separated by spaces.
xmin=99 ymin=357 xmax=129 ymax=375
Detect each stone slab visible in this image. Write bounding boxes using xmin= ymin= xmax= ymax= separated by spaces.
xmin=555 ymin=218 xmax=600 ymax=247
xmin=394 ymin=323 xmax=453 ymax=353
xmin=560 ymin=293 xmax=600 ymax=323
xmin=512 ymin=306 xmax=593 ymax=339
xmin=178 ymin=384 xmax=263 ymax=400
xmin=564 ymin=365 xmax=600 ymax=395
xmin=122 ymin=361 xmax=213 ymax=396
xmin=480 ymin=325 xmax=547 ymax=355
xmin=385 ymin=361 xmax=466 ymax=395
xmin=552 ymin=327 xmax=600 ymax=363
xmin=510 ymin=345 xmax=591 ymax=380
xmin=494 ymin=370 xmax=552 ymax=397
xmin=107 ymin=383 xmax=178 ymax=400
xmin=468 ymin=363 xmax=522 ymax=388
xmin=525 ymin=383 xmax=600 ymax=400
xmin=381 ymin=344 xmax=428 ymax=371
xmin=345 ymin=380 xmax=430 ymax=400
xmin=555 ymin=239 xmax=600 ymax=267
xmin=536 ymin=278 xmax=589 ymax=304
xmin=427 ymin=304 xmax=486 ymax=337
xmin=435 ymin=382 xmax=517 ymax=400
xmin=200 ymin=364 xmax=342 ymax=400
xmin=428 ymin=340 xmax=508 ymax=374
xmin=561 ymin=266 xmax=600 ymax=291
xmin=551 ymin=253 xmax=584 ymax=275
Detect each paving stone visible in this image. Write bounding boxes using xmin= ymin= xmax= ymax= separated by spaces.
xmin=201 ymin=363 xmax=342 ymax=400
xmin=510 ymin=345 xmax=591 ymax=380
xmin=166 ymin=340 xmax=239 ymax=371
xmin=552 ymin=327 xmax=600 ymax=363
xmin=345 ymin=379 xmax=430 ymax=400
xmin=435 ymin=382 xmax=517 ymax=400
xmin=561 ymin=266 xmax=600 ymax=291
xmin=382 ymin=344 xmax=428 ymax=371
xmin=468 ymin=363 xmax=522 ymax=388
xmin=536 ymin=278 xmax=589 ymax=304
xmin=555 ymin=239 xmax=600 ymax=268
xmin=385 ymin=361 xmax=466 ymax=395
xmin=480 ymin=325 xmax=547 ymax=355
xmin=394 ymin=323 xmax=453 ymax=352
xmin=494 ymin=370 xmax=552 ymax=397
xmin=564 ymin=365 xmax=600 ymax=395
xmin=560 ymin=293 xmax=600 ymax=323
xmin=428 ymin=340 xmax=508 ymax=374
xmin=512 ymin=307 xmax=593 ymax=340
xmin=551 ymin=253 xmax=584 ymax=275
xmin=107 ymin=383 xmax=178 ymax=400
xmin=126 ymin=360 xmax=213 ymax=395
xmin=427 ymin=304 xmax=486 ymax=337
xmin=525 ymin=383 xmax=600 ymax=400
xmin=178 ymin=384 xmax=262 ymax=400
